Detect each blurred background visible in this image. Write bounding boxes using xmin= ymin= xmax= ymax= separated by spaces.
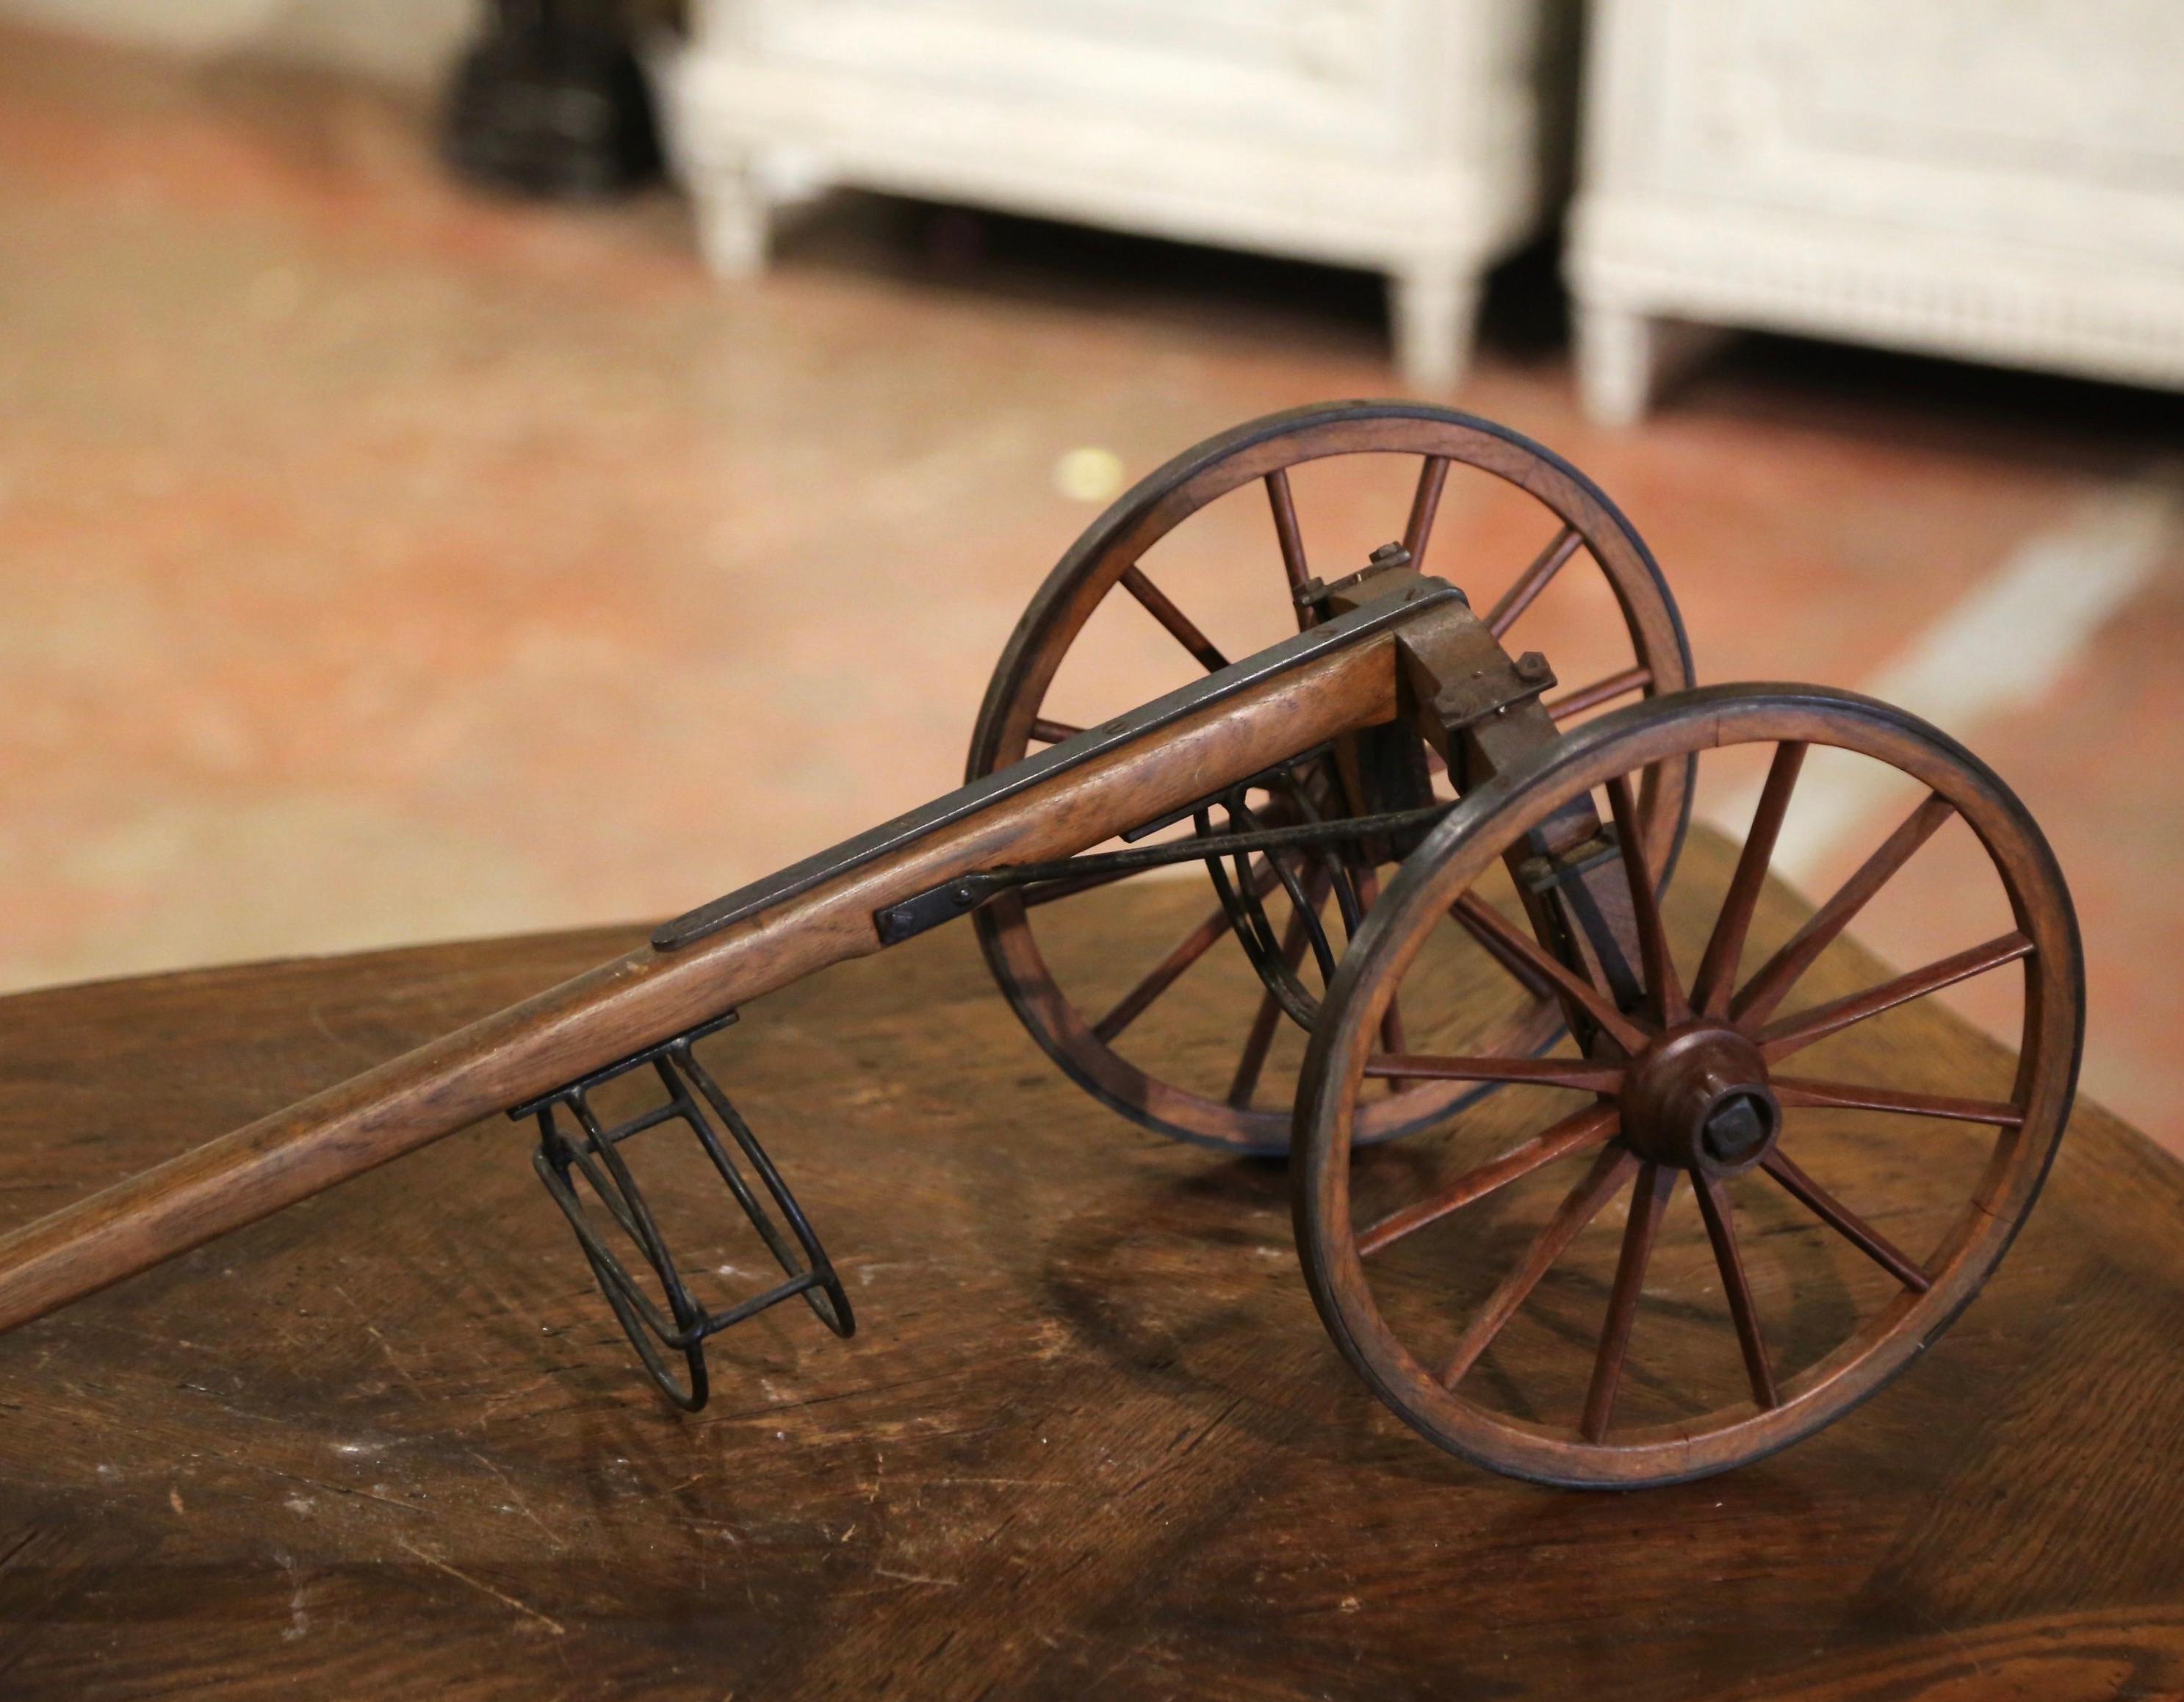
xmin=1 ymin=0 xmax=2180 ymax=1155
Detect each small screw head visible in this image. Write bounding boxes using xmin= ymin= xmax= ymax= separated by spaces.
xmin=1514 ymin=650 xmax=1550 ymax=682
xmin=949 ymin=884 xmax=976 ymax=906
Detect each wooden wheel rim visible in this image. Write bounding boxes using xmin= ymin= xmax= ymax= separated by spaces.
xmin=970 ymin=400 xmax=1697 ymax=1153
xmin=1293 ymin=684 xmax=2084 ymax=1488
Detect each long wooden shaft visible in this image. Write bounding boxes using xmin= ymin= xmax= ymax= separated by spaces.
xmin=0 ymin=609 xmax=1433 ymax=1336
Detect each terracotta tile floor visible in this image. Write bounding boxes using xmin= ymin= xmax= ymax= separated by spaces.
xmin=3 ymin=24 xmax=2181 ymax=1155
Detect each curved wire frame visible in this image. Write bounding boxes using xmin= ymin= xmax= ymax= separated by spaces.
xmin=1196 ymin=765 xmax=1363 ymax=1034
xmin=520 ymin=1013 xmax=854 ymax=1410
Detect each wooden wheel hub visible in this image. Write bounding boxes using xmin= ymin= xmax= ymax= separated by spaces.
xmin=1618 ymin=1025 xmax=1780 ymax=1177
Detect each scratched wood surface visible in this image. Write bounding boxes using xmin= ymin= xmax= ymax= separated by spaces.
xmin=0 ymin=830 xmax=2180 ymax=1701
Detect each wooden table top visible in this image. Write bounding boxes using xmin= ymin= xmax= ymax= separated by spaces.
xmin=0 ymin=832 xmax=2179 ymax=1701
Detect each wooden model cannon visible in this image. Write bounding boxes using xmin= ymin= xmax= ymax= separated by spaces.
xmin=0 ymin=403 xmax=2081 ymax=1489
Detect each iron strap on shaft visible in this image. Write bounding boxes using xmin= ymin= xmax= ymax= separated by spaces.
xmin=872 ymin=801 xmax=1455 ymax=946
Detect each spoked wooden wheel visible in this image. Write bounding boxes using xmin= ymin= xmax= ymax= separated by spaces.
xmin=970 ymin=400 xmax=1696 ymax=1153
xmin=1294 ymin=684 xmax=2083 ymax=1488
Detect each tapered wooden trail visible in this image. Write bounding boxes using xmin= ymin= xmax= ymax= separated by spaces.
xmin=0 ymin=579 xmax=1447 ymax=1336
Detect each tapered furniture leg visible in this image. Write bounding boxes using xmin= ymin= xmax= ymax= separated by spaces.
xmin=690 ymin=161 xmax=774 ymax=279
xmin=1574 ymin=303 xmax=1731 ymax=427
xmin=1389 ymin=264 xmax=1482 ymax=391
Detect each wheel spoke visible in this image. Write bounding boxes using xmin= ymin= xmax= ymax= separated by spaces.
xmin=1756 ymin=931 xmax=2033 ymax=1063
xmin=1762 ymin=1149 xmax=1931 ymax=1292
xmin=1546 ymin=665 xmax=1651 ymax=721
xmin=1772 ymin=1076 xmax=2023 ymax=1126
xmin=1443 ymin=895 xmax=1557 ymax=1003
xmin=1580 ymin=1162 xmax=1677 ymax=1441
xmin=1402 ymin=455 xmax=1450 ymax=573
xmin=1487 ymin=524 xmax=1583 ymax=638
xmin=1450 ymin=894 xmax=1649 ymax=1054
xmin=1363 ymin=1054 xmax=1626 ymax=1094
xmin=1358 ymin=1103 xmax=1617 ymax=1256
xmin=1264 ymin=469 xmax=1315 ymax=630
xmin=1731 ymin=793 xmax=1956 ymax=1029
xmin=1441 ymin=1147 xmax=1637 ymax=1389
xmin=1092 ymin=858 xmax=1283 ymax=1042
xmin=1353 ymin=864 xmax=1407 ymax=1092
xmin=1691 ymin=742 xmax=1806 ymax=1018
xmin=1693 ymin=1173 xmax=1778 ymax=1410
xmin=1227 ymin=870 xmax=1327 ymax=1108
xmin=1119 ymin=563 xmax=1231 ymax=672
xmin=1375 ymin=1001 xmax=1409 ymax=1091
xmin=1606 ymin=773 xmax=1687 ymax=1025
xmin=1227 ymin=987 xmax=1286 ymax=1109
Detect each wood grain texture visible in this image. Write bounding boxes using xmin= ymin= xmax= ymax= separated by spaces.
xmin=0 ymin=830 xmax=2177 ymax=1699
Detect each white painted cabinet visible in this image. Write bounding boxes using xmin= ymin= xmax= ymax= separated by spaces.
xmin=1565 ymin=0 xmax=2184 ymax=422
xmin=657 ymin=0 xmax=1578 ymax=387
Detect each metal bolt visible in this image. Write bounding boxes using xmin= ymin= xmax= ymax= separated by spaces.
xmin=1702 ymin=1093 xmax=1772 ymax=1163
xmin=1369 ymin=541 xmax=1411 ymax=569
xmin=1514 ymin=650 xmax=1550 ymax=682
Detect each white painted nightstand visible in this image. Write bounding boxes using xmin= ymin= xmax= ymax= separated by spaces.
xmin=1566 ymin=0 xmax=2184 ymax=423
xmin=656 ymin=0 xmax=1578 ymax=388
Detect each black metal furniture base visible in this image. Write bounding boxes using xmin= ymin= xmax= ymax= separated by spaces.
xmin=444 ymin=0 xmax=661 ymax=199
xmin=514 ymin=1012 xmax=853 ymax=1410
